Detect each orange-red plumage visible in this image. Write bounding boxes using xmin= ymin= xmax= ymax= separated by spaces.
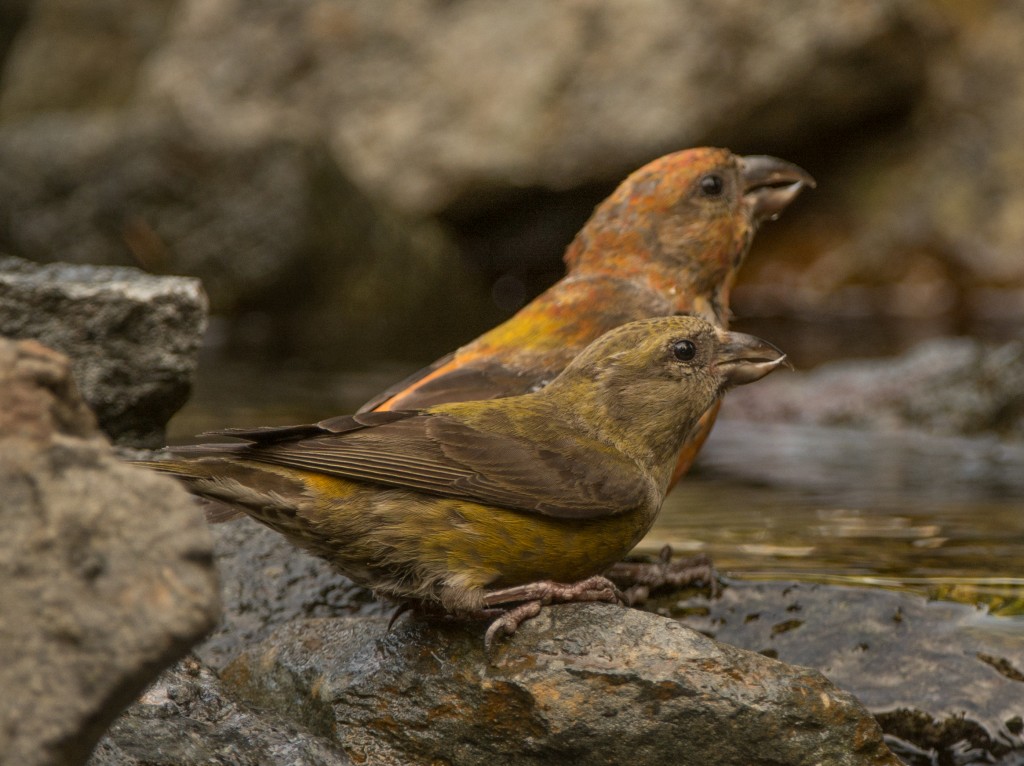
xmin=364 ymin=147 xmax=813 ymax=483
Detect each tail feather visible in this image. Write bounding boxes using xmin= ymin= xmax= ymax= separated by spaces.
xmin=199 ymin=499 xmax=248 ymax=523
xmin=133 ymin=458 xmax=203 ymax=478
xmin=131 ymin=458 xmax=244 ymax=522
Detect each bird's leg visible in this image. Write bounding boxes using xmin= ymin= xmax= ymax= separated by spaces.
xmin=481 ymin=575 xmax=626 ymax=649
xmin=605 ymin=546 xmax=719 ymax=605
xmin=483 ymin=574 xmax=626 ymax=609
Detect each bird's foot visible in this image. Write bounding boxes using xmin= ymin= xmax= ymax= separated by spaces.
xmin=481 ymin=575 xmax=626 ymax=649
xmin=483 ymin=601 xmax=543 ymax=650
xmin=605 ymin=546 xmax=719 ymax=605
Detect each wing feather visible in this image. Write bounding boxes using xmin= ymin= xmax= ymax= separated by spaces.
xmin=230 ymin=411 xmax=651 ymax=520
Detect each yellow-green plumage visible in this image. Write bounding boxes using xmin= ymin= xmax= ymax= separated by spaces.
xmin=142 ymin=316 xmax=785 ymax=614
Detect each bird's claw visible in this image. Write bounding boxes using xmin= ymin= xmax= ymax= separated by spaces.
xmin=386 ymin=601 xmax=414 ymax=632
xmin=484 ymin=599 xmax=543 ymax=650
xmin=607 ymin=546 xmax=720 ymax=605
xmin=482 ymin=575 xmax=627 ymax=650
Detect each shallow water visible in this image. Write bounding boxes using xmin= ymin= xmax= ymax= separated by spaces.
xmin=643 ymin=420 xmax=1024 ymax=614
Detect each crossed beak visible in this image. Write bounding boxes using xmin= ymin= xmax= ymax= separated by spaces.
xmin=741 ymin=155 xmax=816 ymax=224
xmin=714 ymin=328 xmax=789 ymax=388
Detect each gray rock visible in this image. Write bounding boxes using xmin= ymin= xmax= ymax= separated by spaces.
xmin=0 ymin=0 xmax=31 ymax=76
xmin=698 ymin=418 xmax=1024 ymax=504
xmin=722 ymin=336 xmax=1024 ymax=440
xmin=0 ymin=254 xmax=207 ymax=447
xmin=98 ymin=492 xmax=1024 ymax=765
xmin=87 ymin=656 xmax=351 ymax=766
xmin=0 ymin=337 xmax=219 ymax=766
xmin=735 ymin=4 xmax=1024 ymax=320
xmin=664 ymin=581 xmax=1024 ymax=763
xmin=0 ymin=112 xmax=491 ymax=362
xmin=221 ymin=605 xmax=900 ymax=766
xmin=0 ymin=112 xmax=310 ymax=294
xmin=842 ymin=1 xmax=1024 ymax=291
xmin=0 ymin=0 xmax=176 ymax=117
xmin=5 ymin=1 xmax=1024 ymax=327
xmin=140 ymin=0 xmax=934 ymax=215
xmin=196 ymin=521 xmax=386 ymax=672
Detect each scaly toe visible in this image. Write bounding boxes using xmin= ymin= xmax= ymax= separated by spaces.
xmin=484 ymin=599 xmax=543 ymax=650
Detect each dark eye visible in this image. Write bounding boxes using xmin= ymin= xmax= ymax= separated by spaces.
xmin=671 ymin=339 xmax=697 ymax=362
xmin=699 ymin=174 xmax=724 ymax=197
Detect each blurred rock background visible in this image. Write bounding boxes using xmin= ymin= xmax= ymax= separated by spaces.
xmin=1 ymin=0 xmax=1022 ymax=370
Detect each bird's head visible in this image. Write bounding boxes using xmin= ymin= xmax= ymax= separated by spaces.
xmin=564 ymin=147 xmax=814 ymax=324
xmin=545 ymin=315 xmax=787 ymax=470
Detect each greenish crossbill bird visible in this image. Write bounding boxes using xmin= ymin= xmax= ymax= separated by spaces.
xmin=363 ymin=148 xmax=813 ymax=487
xmin=142 ymin=316 xmax=786 ymax=642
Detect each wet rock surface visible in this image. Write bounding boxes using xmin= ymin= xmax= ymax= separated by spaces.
xmin=0 ymin=338 xmax=220 ymax=766
xmin=0 ymin=255 xmax=206 ymax=447
xmin=87 ymin=656 xmax=350 ymax=766
xmin=221 ymin=604 xmax=899 ymax=766
xmin=665 ymin=581 xmax=1024 ymax=765
xmin=89 ymin=544 xmax=1024 ymax=765
xmin=81 ymin=485 xmax=1024 ymax=766
xmin=196 ymin=521 xmax=387 ymax=672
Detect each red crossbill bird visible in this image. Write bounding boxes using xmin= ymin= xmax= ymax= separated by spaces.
xmin=142 ymin=316 xmax=786 ymax=643
xmin=361 ymin=147 xmax=814 ymax=489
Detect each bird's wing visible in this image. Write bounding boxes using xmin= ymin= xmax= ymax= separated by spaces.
xmin=357 ymin=355 xmax=540 ymax=413
xmin=201 ymin=410 xmax=415 ymax=444
xmin=357 ymin=352 xmax=457 ymax=413
xmin=219 ymin=411 xmax=652 ymax=520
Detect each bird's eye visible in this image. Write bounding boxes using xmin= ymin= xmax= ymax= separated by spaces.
xmin=699 ymin=174 xmax=724 ymax=197
xmin=671 ymin=339 xmax=697 ymax=362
